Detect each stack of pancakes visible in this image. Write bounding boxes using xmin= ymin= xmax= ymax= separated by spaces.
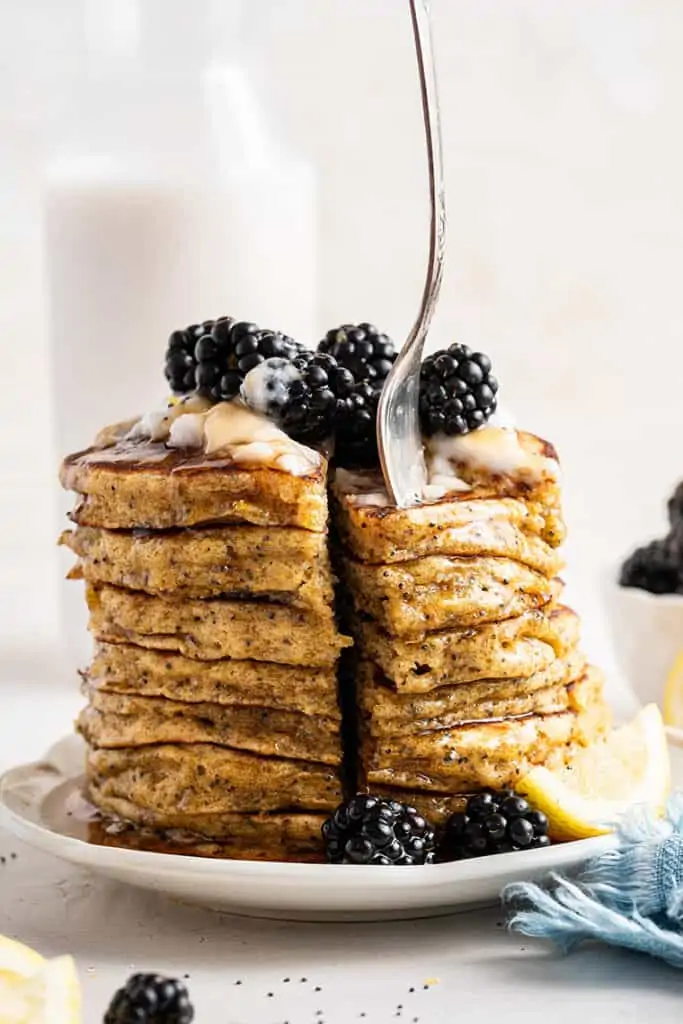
xmin=332 ymin=429 xmax=610 ymax=825
xmin=60 ymin=408 xmax=611 ymax=860
xmin=60 ymin=419 xmax=350 ymax=861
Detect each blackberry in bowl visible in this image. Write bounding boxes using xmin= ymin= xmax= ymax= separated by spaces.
xmin=437 ymin=791 xmax=549 ymax=862
xmin=608 ymin=481 xmax=683 ymax=714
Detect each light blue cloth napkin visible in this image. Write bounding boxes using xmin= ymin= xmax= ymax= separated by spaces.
xmin=503 ymin=794 xmax=683 ymax=968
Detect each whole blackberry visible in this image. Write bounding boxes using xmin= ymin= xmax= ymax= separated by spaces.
xmin=165 ymin=316 xmax=305 ymax=403
xmin=319 ymin=322 xmax=396 ymax=385
xmin=322 ymin=794 xmax=436 ymax=865
xmin=104 ymin=974 xmax=194 ymax=1024
xmin=668 ymin=481 xmax=683 ymax=526
xmin=420 ymin=343 xmax=498 ymax=436
xmin=164 ymin=324 xmax=203 ymax=394
xmin=437 ymin=790 xmax=550 ymax=861
xmin=241 ymin=351 xmax=343 ymax=443
xmin=334 ymin=380 xmax=382 ymax=468
xmin=619 ymin=539 xmax=681 ymax=595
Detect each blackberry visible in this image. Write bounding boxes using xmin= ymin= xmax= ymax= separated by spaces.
xmin=319 ymin=322 xmax=396 ymax=384
xmin=241 ymin=351 xmax=342 ymax=443
xmin=322 ymin=794 xmax=436 ymax=865
xmin=165 ymin=316 xmax=304 ymax=403
xmin=668 ymin=481 xmax=683 ymax=526
xmin=104 ymin=973 xmax=194 ymax=1024
xmin=619 ymin=539 xmax=681 ymax=595
xmin=419 ymin=343 xmax=498 ymax=436
xmin=334 ymin=380 xmax=383 ymax=468
xmin=437 ymin=790 xmax=550 ymax=861
xmin=164 ymin=327 xmax=200 ymax=394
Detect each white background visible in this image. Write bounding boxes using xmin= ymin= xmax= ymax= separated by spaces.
xmin=1 ymin=3 xmax=683 ymax=1018
xmin=3 ymin=0 xmax=683 ymax=668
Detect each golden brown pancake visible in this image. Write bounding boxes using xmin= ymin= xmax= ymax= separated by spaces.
xmin=87 ymin=744 xmax=342 ymax=815
xmin=343 ymin=554 xmax=561 ymax=636
xmin=357 ymin=649 xmax=588 ymax=734
xmin=87 ymin=643 xmax=341 ymax=720
xmin=87 ymin=584 xmax=351 ymax=668
xmin=61 ymin=437 xmax=328 ymax=532
xmin=359 ymin=668 xmax=608 ymax=793
xmin=332 ymin=432 xmax=565 ymax=566
xmin=62 ymin=524 xmax=333 ymax=608
xmin=79 ymin=689 xmax=341 ymax=765
xmin=356 ymin=604 xmax=580 ymax=691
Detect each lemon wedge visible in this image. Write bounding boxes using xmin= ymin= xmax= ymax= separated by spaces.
xmin=663 ymin=651 xmax=683 ymax=728
xmin=0 ymin=936 xmax=81 ymax=1024
xmin=517 ymin=703 xmax=670 ymax=842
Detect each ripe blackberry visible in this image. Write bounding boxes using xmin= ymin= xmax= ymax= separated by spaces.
xmin=437 ymin=790 xmax=550 ymax=861
xmin=241 ymin=351 xmax=342 ymax=443
xmin=668 ymin=481 xmax=683 ymax=526
xmin=322 ymin=794 xmax=436 ymax=865
xmin=166 ymin=315 xmax=305 ymax=403
xmin=334 ymin=380 xmax=382 ymax=468
xmin=419 ymin=343 xmax=498 ymax=436
xmin=319 ymin=322 xmax=396 ymax=384
xmin=104 ymin=973 xmax=194 ymax=1024
xmin=164 ymin=326 xmax=200 ymax=394
xmin=619 ymin=539 xmax=681 ymax=595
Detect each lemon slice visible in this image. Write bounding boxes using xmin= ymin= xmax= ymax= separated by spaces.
xmin=0 ymin=936 xmax=81 ymax=1024
xmin=663 ymin=651 xmax=683 ymax=728
xmin=517 ymin=703 xmax=670 ymax=842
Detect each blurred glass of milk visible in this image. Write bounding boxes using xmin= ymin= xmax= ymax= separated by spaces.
xmin=46 ymin=0 xmax=317 ymax=668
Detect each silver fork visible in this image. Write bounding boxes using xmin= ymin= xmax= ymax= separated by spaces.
xmin=377 ymin=0 xmax=446 ymax=507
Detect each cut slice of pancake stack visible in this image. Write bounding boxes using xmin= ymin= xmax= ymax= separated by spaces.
xmin=60 ymin=402 xmax=350 ymax=861
xmin=332 ymin=427 xmax=611 ymax=824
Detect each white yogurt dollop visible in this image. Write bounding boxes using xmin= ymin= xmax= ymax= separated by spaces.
xmin=240 ymin=358 xmax=302 ymax=417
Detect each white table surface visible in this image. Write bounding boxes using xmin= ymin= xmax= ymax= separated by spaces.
xmin=2 ymin=663 xmax=682 ymax=1024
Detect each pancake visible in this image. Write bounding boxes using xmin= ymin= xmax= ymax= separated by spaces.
xmin=359 ymin=668 xmax=608 ymax=793
xmin=332 ymin=431 xmax=565 ymax=568
xmin=357 ymin=649 xmax=588 ymax=734
xmin=61 ymin=437 xmax=328 ymax=532
xmin=87 ymin=744 xmax=342 ymax=814
xmin=87 ymin=584 xmax=351 ymax=667
xmin=344 ymin=555 xmax=561 ymax=636
xmin=87 ymin=813 xmax=326 ymax=862
xmin=88 ymin=643 xmax=341 ymax=720
xmin=79 ymin=689 xmax=341 ymax=765
xmin=357 ymin=604 xmax=580 ymax=692
xmin=62 ymin=525 xmax=333 ymax=607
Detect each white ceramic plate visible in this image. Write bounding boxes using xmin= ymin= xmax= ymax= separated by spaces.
xmin=3 ymin=733 xmax=682 ymax=922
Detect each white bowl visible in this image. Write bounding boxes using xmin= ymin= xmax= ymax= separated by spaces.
xmin=604 ymin=566 xmax=683 ymax=709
